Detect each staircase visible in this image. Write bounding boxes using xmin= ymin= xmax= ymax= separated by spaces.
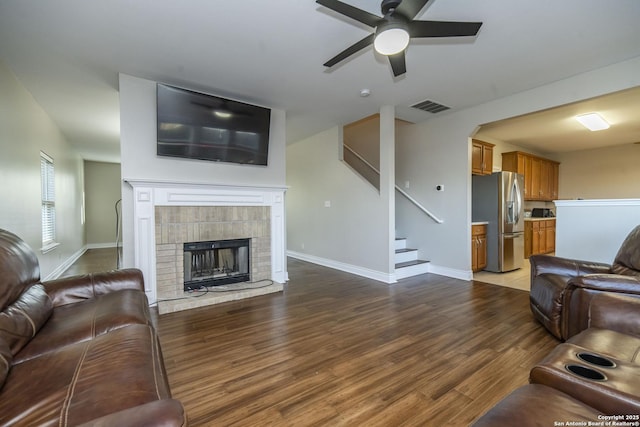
xmin=340 ymin=138 xmax=439 ymax=281
xmin=395 ymin=237 xmax=430 ymax=280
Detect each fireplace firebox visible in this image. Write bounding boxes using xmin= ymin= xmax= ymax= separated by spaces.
xmin=183 ymin=239 xmax=250 ymax=291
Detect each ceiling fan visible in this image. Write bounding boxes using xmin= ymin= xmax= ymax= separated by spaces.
xmin=316 ymin=0 xmax=482 ymax=77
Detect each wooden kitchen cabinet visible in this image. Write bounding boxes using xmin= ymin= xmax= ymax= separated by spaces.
xmin=502 ymin=151 xmax=560 ymax=201
xmin=523 ymin=155 xmax=532 ymax=199
xmin=472 ymin=224 xmax=487 ymax=271
xmin=540 ymin=160 xmax=551 ymax=200
xmin=472 ymin=140 xmax=495 ymax=175
xmin=544 ymin=219 xmax=556 ymax=253
xmin=525 ymin=219 xmax=556 ymax=258
xmin=549 ymin=162 xmax=560 ymax=200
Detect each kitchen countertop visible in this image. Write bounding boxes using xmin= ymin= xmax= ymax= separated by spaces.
xmin=524 ymin=217 xmax=556 ymax=221
xmin=471 ymin=221 xmax=489 ymax=225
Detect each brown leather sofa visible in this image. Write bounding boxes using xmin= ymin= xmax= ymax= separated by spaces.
xmin=473 ymin=291 xmax=640 ymax=425
xmin=472 ymin=384 xmax=603 ymax=426
xmin=529 ymin=224 xmax=640 ymax=340
xmin=475 ymin=227 xmax=640 ymax=424
xmin=0 ymin=229 xmax=186 ymax=426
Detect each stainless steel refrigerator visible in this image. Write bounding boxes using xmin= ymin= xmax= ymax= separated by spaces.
xmin=472 ymin=171 xmax=524 ymax=272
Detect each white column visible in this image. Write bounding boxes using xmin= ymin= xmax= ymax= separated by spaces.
xmin=379 ymin=105 xmax=396 ymax=280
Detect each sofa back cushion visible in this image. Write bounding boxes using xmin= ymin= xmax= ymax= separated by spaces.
xmin=612 ymin=224 xmax=640 ymax=277
xmin=0 ymin=284 xmax=53 ymax=356
xmin=0 ymin=229 xmax=40 ymax=310
xmin=0 ymin=337 xmax=11 ymax=388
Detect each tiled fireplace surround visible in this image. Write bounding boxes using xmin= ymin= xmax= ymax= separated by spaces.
xmin=126 ymin=180 xmax=287 ymax=314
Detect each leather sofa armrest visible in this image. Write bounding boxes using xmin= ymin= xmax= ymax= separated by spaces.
xmin=76 ymin=399 xmax=187 ymax=427
xmin=568 ymin=274 xmax=640 ymax=294
xmin=563 ymin=274 xmax=640 ymax=339
xmin=529 ymin=254 xmax=611 ymax=278
xmin=42 ymin=268 xmax=145 ymax=307
xmin=587 ymin=293 xmax=640 ymax=337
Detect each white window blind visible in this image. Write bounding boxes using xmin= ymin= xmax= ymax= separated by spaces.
xmin=41 ymin=152 xmax=56 ymax=246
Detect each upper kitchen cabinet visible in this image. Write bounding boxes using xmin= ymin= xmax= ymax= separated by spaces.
xmin=502 ymin=151 xmax=560 ymax=201
xmin=472 ymin=139 xmax=495 ymax=175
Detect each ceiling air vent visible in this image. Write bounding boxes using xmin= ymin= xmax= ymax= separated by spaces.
xmin=411 ymin=99 xmax=450 ymax=114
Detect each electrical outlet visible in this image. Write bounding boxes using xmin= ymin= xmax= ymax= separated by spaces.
xmin=324 ymin=200 xmax=331 ymax=207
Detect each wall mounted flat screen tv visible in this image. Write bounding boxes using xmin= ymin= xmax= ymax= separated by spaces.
xmin=157 ymin=84 xmax=271 ymax=166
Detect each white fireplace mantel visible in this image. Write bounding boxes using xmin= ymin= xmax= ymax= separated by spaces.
xmin=125 ymin=179 xmax=288 ymax=304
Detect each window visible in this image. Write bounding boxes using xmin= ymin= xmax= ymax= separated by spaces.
xmin=40 ymin=152 xmax=57 ymax=251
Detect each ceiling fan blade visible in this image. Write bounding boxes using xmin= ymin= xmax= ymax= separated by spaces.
xmin=316 ymin=0 xmax=380 ymax=27
xmin=388 ymin=51 xmax=407 ymax=77
xmin=324 ymin=33 xmax=375 ymax=68
xmin=409 ymin=20 xmax=482 ymax=38
xmin=395 ymin=0 xmax=431 ymax=20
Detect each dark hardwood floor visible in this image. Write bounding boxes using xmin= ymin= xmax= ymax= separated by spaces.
xmin=64 ymin=250 xmax=559 ymax=426
xmin=61 ymin=247 xmax=120 ymax=277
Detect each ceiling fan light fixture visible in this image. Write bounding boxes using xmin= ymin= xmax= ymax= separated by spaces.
xmin=575 ymin=113 xmax=609 ymax=131
xmin=374 ymin=19 xmax=410 ymax=55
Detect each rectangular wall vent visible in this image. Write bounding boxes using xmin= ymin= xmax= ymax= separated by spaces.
xmin=411 ymin=99 xmax=450 ymax=114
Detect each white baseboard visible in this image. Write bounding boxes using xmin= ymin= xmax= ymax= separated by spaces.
xmin=429 ymin=264 xmax=473 ymax=281
xmin=287 ymin=251 xmax=473 ymax=284
xmin=287 ymin=251 xmax=396 ymax=284
xmin=44 ymin=245 xmax=88 ymax=280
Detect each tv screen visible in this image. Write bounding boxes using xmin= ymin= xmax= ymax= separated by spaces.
xmin=156 ymin=84 xmax=271 ymax=166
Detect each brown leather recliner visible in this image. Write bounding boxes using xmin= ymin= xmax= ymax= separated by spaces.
xmin=0 ymin=228 xmax=187 ymax=426
xmin=530 ymin=224 xmax=640 ymax=340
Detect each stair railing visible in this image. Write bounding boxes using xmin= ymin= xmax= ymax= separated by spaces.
xmin=343 ymin=144 xmax=444 ymax=224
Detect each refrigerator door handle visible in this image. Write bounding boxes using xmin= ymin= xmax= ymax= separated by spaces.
xmin=513 ymin=177 xmax=522 ymax=225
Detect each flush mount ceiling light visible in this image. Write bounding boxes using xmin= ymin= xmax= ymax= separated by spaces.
xmin=214 ymin=110 xmax=233 ymax=119
xmin=575 ymin=113 xmax=610 ymax=131
xmin=374 ymin=17 xmax=410 ymax=55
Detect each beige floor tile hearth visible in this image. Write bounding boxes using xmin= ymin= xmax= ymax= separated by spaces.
xmin=157 ymin=280 xmax=284 ymax=314
xmin=155 ymin=205 xmax=282 ymax=313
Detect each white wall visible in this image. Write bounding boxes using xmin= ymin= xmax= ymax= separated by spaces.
xmin=555 ymin=199 xmax=640 ymax=264
xmin=84 ymin=160 xmax=122 ymax=246
xmin=286 ymin=123 xmax=394 ymax=281
xmin=118 ymin=73 xmax=287 ymax=268
xmin=396 ymin=113 xmax=473 ymax=277
xmin=395 ymin=56 xmax=640 ymax=277
xmin=0 ymin=61 xmax=85 ymax=279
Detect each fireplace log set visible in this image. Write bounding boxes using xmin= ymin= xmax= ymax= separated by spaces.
xmin=183 ymin=239 xmax=250 ymax=291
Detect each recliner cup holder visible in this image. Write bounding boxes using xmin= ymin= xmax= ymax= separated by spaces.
xmin=577 ymin=352 xmax=616 ymax=368
xmin=565 ymin=364 xmax=607 ymax=381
